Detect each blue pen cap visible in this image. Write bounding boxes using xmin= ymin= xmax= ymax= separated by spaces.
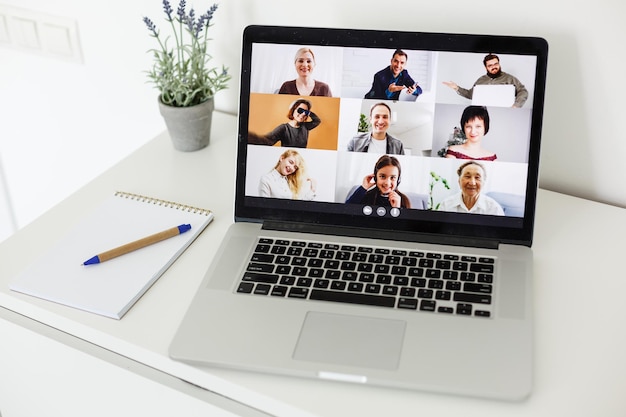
xmin=178 ymin=224 xmax=192 ymax=233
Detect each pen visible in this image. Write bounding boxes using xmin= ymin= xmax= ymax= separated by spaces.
xmin=82 ymin=224 xmax=192 ymax=265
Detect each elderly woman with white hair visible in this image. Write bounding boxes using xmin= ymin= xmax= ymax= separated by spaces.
xmin=438 ymin=161 xmax=504 ymax=215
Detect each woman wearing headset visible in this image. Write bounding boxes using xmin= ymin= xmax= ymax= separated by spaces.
xmin=346 ymin=155 xmax=411 ymax=209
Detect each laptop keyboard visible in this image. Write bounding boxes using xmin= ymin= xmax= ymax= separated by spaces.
xmin=236 ymin=237 xmax=495 ymax=318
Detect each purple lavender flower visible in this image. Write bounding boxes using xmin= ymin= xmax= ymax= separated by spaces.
xmin=205 ymin=4 xmax=218 ymax=24
xmin=195 ymin=14 xmax=207 ymax=37
xmin=177 ymin=0 xmax=186 ymax=21
xmin=186 ymin=8 xmax=196 ymax=34
xmin=143 ymin=17 xmax=158 ymax=36
xmin=162 ymin=0 xmax=173 ymax=21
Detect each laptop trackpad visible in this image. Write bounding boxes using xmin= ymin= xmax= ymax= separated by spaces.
xmin=293 ymin=311 xmax=406 ymax=370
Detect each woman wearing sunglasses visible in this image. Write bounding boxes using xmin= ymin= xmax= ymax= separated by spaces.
xmin=261 ymin=98 xmax=321 ymax=148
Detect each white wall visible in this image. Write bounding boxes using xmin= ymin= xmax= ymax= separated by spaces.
xmin=1 ymin=0 xmax=624 ymax=237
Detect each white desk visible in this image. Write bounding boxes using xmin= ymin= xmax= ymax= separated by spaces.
xmin=1 ymin=111 xmax=625 ymax=416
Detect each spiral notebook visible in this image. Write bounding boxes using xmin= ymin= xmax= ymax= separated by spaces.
xmin=9 ymin=191 xmax=213 ymax=319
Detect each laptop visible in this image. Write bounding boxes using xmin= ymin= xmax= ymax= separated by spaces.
xmin=472 ymin=84 xmax=516 ymax=107
xmin=169 ymin=25 xmax=548 ymax=401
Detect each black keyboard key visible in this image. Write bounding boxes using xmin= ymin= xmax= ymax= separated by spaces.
xmin=325 ymin=270 xmax=341 ymax=279
xmin=365 ymin=284 xmax=381 ymax=294
xmin=288 ymin=287 xmax=309 ymax=298
xmin=291 ymin=257 xmax=307 ymax=266
xmin=382 ymin=285 xmax=398 ymax=296
xmin=435 ymin=290 xmax=452 ymax=300
xmin=470 ymin=263 xmax=494 ymax=273
xmin=242 ymin=272 xmax=279 ymax=284
xmin=280 ymin=276 xmax=296 ymax=285
xmin=436 ymin=260 xmax=451 ymax=269
xmin=237 ymin=282 xmax=254 ymax=293
xmin=255 ymin=244 xmax=271 ymax=253
xmin=347 ymin=282 xmax=364 ymax=292
xmin=292 ymin=266 xmax=307 ymax=276
xmin=251 ymin=253 xmax=274 ymax=263
xmin=324 ymin=259 xmax=340 ymax=269
xmin=419 ymin=258 xmax=434 ymax=268
xmin=456 ymin=303 xmax=473 ymax=315
xmin=270 ymin=285 xmax=288 ymax=297
xmin=342 ymin=271 xmax=358 ymax=281
xmin=397 ymin=298 xmax=418 ymax=309
xmin=464 ymin=282 xmax=493 ymax=294
xmin=454 ymin=292 xmax=492 ymax=304
xmin=308 ymin=268 xmax=324 ymax=278
xmin=420 ymin=300 xmax=436 ymax=311
xmin=418 ymin=289 xmax=434 ymax=299
xmin=314 ymin=279 xmax=330 ymax=289
xmin=478 ymin=274 xmax=493 ymax=283
xmin=386 ymin=255 xmax=401 ymax=265
xmin=287 ymin=247 xmax=302 ymax=256
xmin=460 ymin=272 xmax=476 ymax=281
xmin=411 ymin=277 xmax=426 ymax=287
xmin=391 ymin=265 xmax=407 ymax=275
xmin=408 ymin=267 xmax=424 ymax=277
xmin=368 ymin=254 xmax=384 ymax=263
xmin=270 ymin=245 xmax=287 ymax=255
xmin=309 ymin=289 xmax=395 ymax=308
xmin=359 ymin=273 xmax=375 ymax=282
xmin=246 ymin=263 xmax=275 ymax=273
xmin=374 ymin=264 xmax=390 ymax=274
xmin=453 ymin=261 xmax=469 ymax=271
xmin=330 ymin=280 xmax=347 ymax=291
xmin=401 ymin=257 xmax=417 ymax=267
xmin=426 ymin=269 xmax=441 ymax=279
xmin=307 ymin=258 xmax=323 ymax=267
xmin=275 ymin=265 xmax=291 ymax=275
xmin=336 ymin=251 xmax=351 ymax=260
xmin=393 ymin=276 xmax=409 ymax=286
xmin=254 ymin=284 xmax=271 ymax=295
xmin=296 ymin=277 xmax=313 ymax=287
xmin=376 ymin=274 xmax=392 ymax=284
xmin=428 ymin=279 xmax=443 ymax=289
xmin=400 ymin=287 xmax=416 ymax=297
xmin=442 ymin=270 xmax=458 ymax=280
xmin=275 ymin=255 xmax=290 ymax=265
xmin=475 ymin=310 xmax=491 ymax=318
xmin=352 ymin=252 xmax=368 ymax=262
xmin=446 ymin=281 xmax=461 ymax=291
xmin=438 ymin=306 xmax=454 ymax=314
xmin=340 ymin=261 xmax=357 ymax=271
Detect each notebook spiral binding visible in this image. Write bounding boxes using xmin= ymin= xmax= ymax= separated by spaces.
xmin=114 ymin=191 xmax=212 ymax=216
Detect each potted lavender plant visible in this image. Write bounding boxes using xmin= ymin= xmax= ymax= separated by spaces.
xmin=143 ymin=0 xmax=230 ymax=151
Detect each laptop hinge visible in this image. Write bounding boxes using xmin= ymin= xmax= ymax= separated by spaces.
xmin=262 ymin=221 xmax=499 ymax=250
